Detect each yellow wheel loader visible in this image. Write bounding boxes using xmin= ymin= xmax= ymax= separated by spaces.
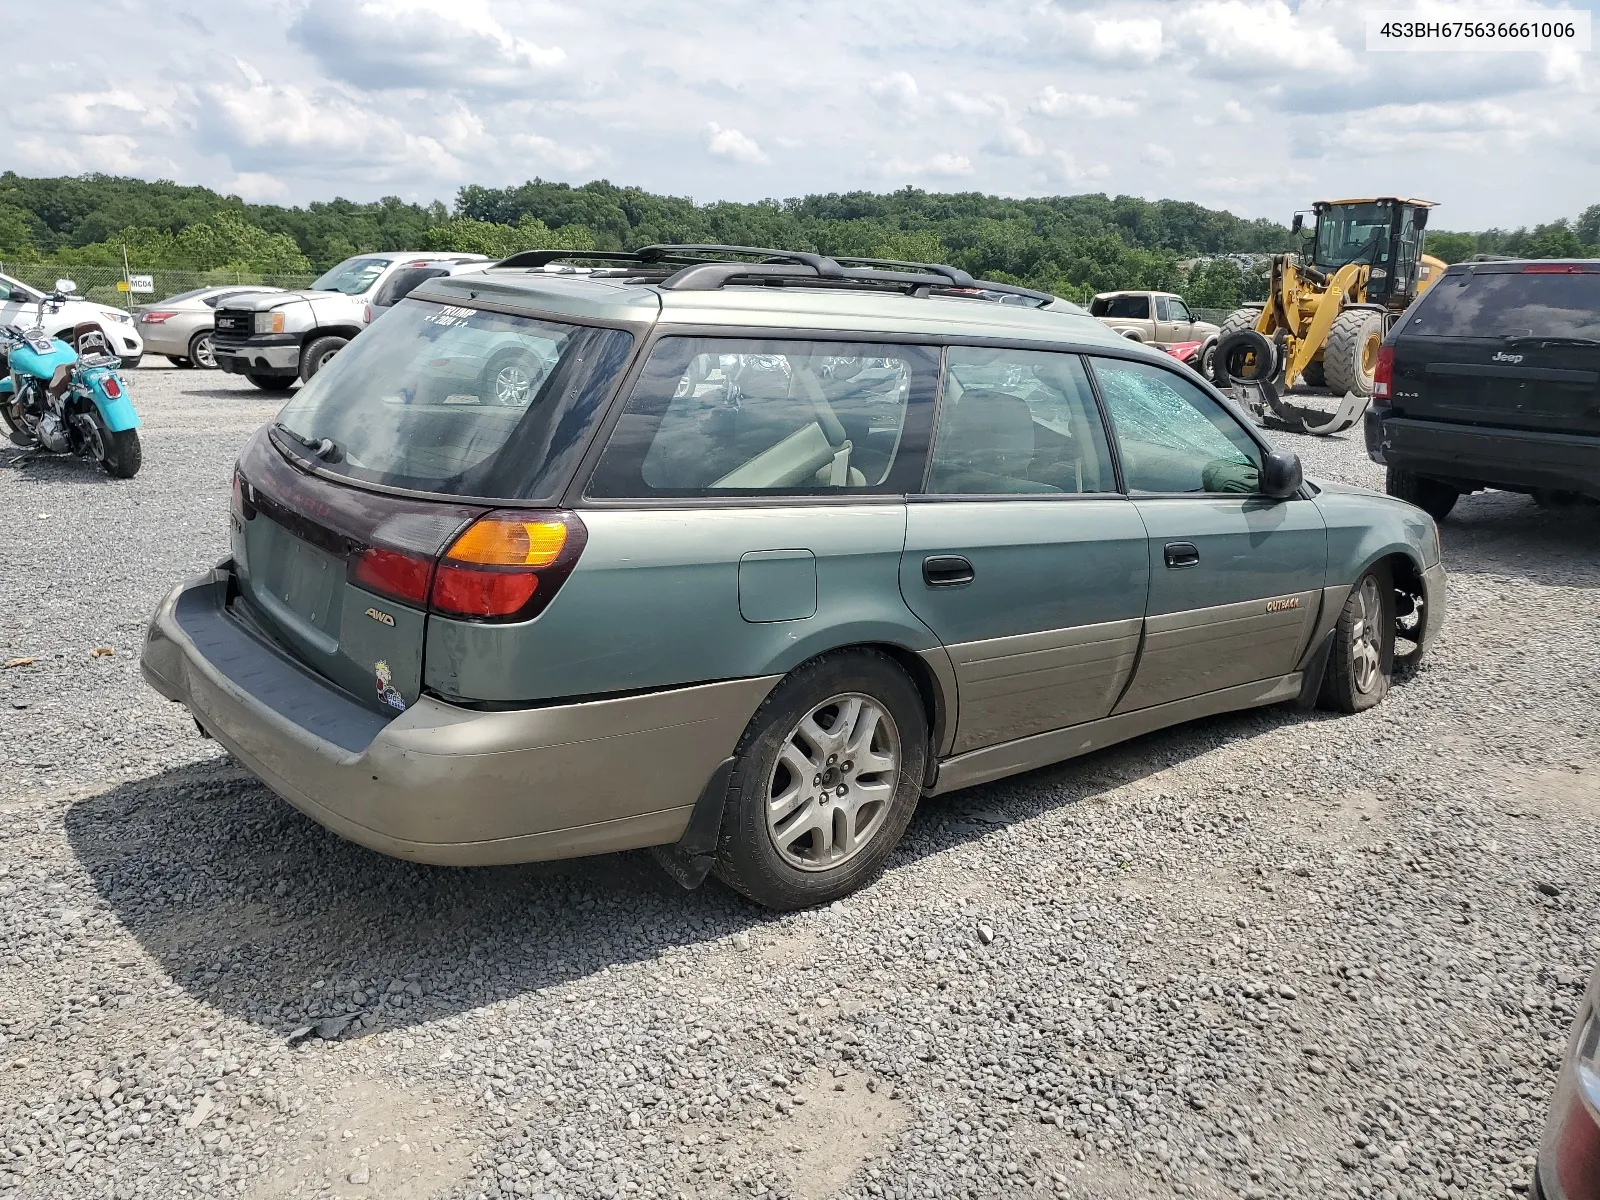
xmin=1214 ymin=197 xmax=1447 ymax=434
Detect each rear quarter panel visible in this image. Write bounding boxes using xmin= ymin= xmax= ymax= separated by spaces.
xmin=423 ymin=505 xmax=938 ymax=704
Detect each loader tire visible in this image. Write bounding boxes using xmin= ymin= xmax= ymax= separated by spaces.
xmin=1300 ymin=359 xmax=1326 ymax=388
xmin=1324 ymin=309 xmax=1384 ymax=397
xmin=1213 ymin=308 xmax=1263 ymax=386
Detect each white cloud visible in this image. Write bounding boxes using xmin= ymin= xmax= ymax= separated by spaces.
xmin=704 ymin=123 xmax=768 ymax=165
xmin=875 ymin=152 xmax=975 ymax=180
xmin=1167 ymin=1 xmax=1353 ymax=76
xmin=986 ymin=125 xmax=1045 ymax=158
xmin=944 ymin=91 xmax=1010 ymax=119
xmin=193 ymin=66 xmax=463 ymax=179
xmin=223 ymin=172 xmax=290 ymax=203
xmin=867 ymin=71 xmax=923 ymax=115
xmin=1085 ymin=16 xmax=1165 ymax=64
xmin=1031 ymin=87 xmax=1140 ymax=119
xmin=289 ymin=0 xmax=566 ymax=93
xmin=1196 ymin=98 xmax=1254 ymax=126
xmin=1141 ymin=142 xmax=1175 ymax=167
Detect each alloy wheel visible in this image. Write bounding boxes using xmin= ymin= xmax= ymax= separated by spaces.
xmin=494 ymin=363 xmax=532 ymax=405
xmin=1350 ymin=575 xmax=1384 ymax=693
xmin=193 ymin=335 xmax=217 ymax=369
xmin=765 ymin=693 xmax=901 ymax=872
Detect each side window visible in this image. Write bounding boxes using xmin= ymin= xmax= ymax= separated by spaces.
xmin=0 ymin=280 xmax=12 ymax=302
xmin=1090 ymin=357 xmax=1263 ymax=495
xmin=586 ymin=338 xmax=936 ymax=497
xmin=1104 ymin=295 xmax=1150 ymax=320
xmin=1168 ymin=298 xmax=1193 ymax=323
xmin=1153 ymin=297 xmax=1170 ymax=321
xmin=928 ymin=348 xmax=1117 ymax=495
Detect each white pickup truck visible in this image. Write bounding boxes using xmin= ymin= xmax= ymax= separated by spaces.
xmin=210 ymin=252 xmax=489 ymax=390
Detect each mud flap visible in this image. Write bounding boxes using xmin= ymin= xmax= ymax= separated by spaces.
xmin=649 ymin=756 xmax=736 ymax=890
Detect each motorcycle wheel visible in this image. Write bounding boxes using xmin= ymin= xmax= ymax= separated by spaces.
xmin=90 ymin=412 xmax=141 ymax=479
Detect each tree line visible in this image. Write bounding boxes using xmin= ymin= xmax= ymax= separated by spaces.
xmin=1 ymin=172 xmax=1594 ymax=310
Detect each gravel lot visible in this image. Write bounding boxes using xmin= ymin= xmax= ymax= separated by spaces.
xmin=1 ymin=365 xmax=1597 ymax=1200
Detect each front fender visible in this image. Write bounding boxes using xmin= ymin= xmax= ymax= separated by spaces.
xmin=82 ymin=371 xmax=140 ymax=432
xmin=0 ymin=377 xmax=13 ymax=397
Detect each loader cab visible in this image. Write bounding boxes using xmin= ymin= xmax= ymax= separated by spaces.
xmin=1309 ymin=198 xmax=1435 ymax=310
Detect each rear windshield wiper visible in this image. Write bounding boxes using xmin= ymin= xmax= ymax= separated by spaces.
xmin=1501 ymin=335 xmax=1600 ymax=348
xmin=272 ymin=422 xmax=344 ymax=463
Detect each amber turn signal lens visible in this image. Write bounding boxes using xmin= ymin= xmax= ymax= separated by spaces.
xmin=445 ymin=515 xmax=568 ymax=567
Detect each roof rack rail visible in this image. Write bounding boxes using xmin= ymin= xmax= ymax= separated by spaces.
xmin=490 ymin=243 xmax=1059 ymax=305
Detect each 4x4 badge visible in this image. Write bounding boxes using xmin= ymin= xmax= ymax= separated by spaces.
xmin=365 ymin=606 xmax=395 ymax=626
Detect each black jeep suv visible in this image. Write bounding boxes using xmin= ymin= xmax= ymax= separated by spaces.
xmin=1365 ymin=260 xmax=1600 ymax=519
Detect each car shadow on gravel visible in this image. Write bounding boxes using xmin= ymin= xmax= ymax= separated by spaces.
xmin=182 ymin=387 xmax=295 ymax=400
xmin=1439 ymin=491 xmax=1600 ymax=588
xmin=65 ymin=698 xmax=1329 ymax=1039
xmin=0 ymin=450 xmax=122 ymax=484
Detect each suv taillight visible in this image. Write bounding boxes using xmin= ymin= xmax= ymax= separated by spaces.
xmin=347 ymin=510 xmax=588 ymax=623
xmin=1372 ymin=345 xmax=1394 ymax=403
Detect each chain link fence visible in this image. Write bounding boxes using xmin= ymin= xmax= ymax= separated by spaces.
xmin=0 ymin=263 xmax=317 ymax=310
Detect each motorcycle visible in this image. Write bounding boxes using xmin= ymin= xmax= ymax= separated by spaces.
xmin=0 ymin=280 xmax=141 ymax=478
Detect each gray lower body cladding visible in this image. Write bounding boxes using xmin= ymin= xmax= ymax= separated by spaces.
xmin=141 ymin=566 xmax=780 ymax=865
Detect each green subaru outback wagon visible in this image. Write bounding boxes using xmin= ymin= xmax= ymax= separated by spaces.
xmin=142 ymin=246 xmax=1446 ymax=910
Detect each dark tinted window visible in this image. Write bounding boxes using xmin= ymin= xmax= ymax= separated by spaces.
xmin=928 ymin=348 xmax=1116 ymax=494
xmin=1101 ymin=295 xmax=1150 ymax=319
xmin=1405 ymin=269 xmax=1600 ymax=339
xmin=587 ymin=338 xmax=937 ymax=498
xmin=373 ymin=267 xmax=450 ymax=309
xmin=274 ymin=299 xmax=633 ymax=500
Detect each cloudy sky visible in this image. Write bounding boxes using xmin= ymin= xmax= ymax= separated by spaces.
xmin=6 ymin=0 xmax=1595 ymax=228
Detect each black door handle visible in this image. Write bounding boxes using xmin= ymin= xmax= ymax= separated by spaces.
xmin=1163 ymin=541 xmax=1200 ymax=569
xmin=923 ymin=555 xmax=975 ymax=587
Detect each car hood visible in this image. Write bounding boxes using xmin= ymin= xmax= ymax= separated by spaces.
xmin=222 ymin=290 xmax=338 ymax=311
xmin=1306 ymin=475 xmax=1381 ymax=499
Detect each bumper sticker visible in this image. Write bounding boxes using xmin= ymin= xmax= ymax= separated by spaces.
xmin=374 ymin=660 xmax=407 ymax=712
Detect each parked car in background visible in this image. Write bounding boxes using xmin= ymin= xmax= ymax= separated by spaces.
xmin=0 ymin=272 xmax=143 ymax=368
xmin=136 ymin=286 xmax=284 ymax=369
xmin=1532 ymin=960 xmax=1599 ymax=1199
xmin=1366 ymin=259 xmax=1600 ymax=519
xmin=211 ymin=252 xmax=490 ymax=391
xmin=1090 ymin=290 xmax=1220 ymax=346
xmin=142 ymin=245 xmax=1445 ymax=912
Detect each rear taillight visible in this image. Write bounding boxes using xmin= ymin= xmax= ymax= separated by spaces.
xmin=140 ymin=311 xmax=176 ymax=324
xmin=1372 ymin=344 xmax=1394 ymax=402
xmin=101 ymin=376 xmax=122 ymax=399
xmin=1523 ymin=263 xmax=1599 ymax=274
xmin=429 ymin=510 xmax=587 ymax=622
xmin=363 ymin=303 xmax=373 ymax=324
xmin=351 ymin=547 xmax=433 ymax=608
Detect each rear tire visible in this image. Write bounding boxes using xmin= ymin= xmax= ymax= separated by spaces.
xmin=1386 ymin=467 xmax=1458 ymax=521
xmin=188 ymin=330 xmax=219 ymax=370
xmin=167 ymin=356 xmax=193 ymax=368
xmin=1324 ymin=309 xmax=1383 ymax=396
xmin=1300 ymin=359 xmax=1326 ymax=388
xmin=247 ymin=374 xmax=295 ymax=392
xmin=713 ymin=650 xmax=927 ymax=911
xmin=1319 ymin=563 xmax=1394 ymax=714
xmin=299 ymin=335 xmax=349 ymax=381
xmin=95 ymin=416 xmax=141 ymax=479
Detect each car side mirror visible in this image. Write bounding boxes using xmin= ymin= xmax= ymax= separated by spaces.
xmin=1260 ymin=448 xmax=1303 ymax=499
xmin=55 ymin=279 xmax=77 ymax=294
xmin=1414 ymin=207 xmax=1429 ymax=231
xmin=1291 ymin=214 xmax=1303 ymax=235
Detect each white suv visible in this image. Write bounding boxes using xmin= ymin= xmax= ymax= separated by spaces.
xmin=0 ymin=273 xmax=145 ymax=367
xmin=210 ymin=252 xmax=489 ymax=390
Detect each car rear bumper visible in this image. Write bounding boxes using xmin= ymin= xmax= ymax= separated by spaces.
xmin=214 ymin=336 xmax=301 ymax=378
xmin=1366 ymin=411 xmax=1600 ymax=499
xmin=140 ymin=564 xmax=779 ymax=866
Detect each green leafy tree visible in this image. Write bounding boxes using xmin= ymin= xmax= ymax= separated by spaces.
xmin=420 ymin=215 xmax=597 ymax=258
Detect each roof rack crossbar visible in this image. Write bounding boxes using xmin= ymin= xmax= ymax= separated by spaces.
xmin=490 ymin=243 xmax=1058 ymax=304
xmin=659 ymin=262 xmax=952 ymax=293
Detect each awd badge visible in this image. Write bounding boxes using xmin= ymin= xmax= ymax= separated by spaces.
xmin=365 ymin=606 xmax=395 ymax=627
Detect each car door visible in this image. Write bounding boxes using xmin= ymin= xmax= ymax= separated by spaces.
xmin=1087 ymin=355 xmax=1326 ymax=712
xmin=0 ymin=275 xmax=34 ymax=331
xmin=1163 ymin=296 xmax=1198 ymax=343
xmin=900 ymin=346 xmax=1149 ymax=753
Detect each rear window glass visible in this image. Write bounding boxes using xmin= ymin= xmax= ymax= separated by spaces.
xmin=1407 ymin=270 xmax=1600 ymax=339
xmin=586 ymin=338 xmax=937 ymax=498
xmin=273 ymin=300 xmax=633 ymax=500
xmin=1099 ymin=295 xmax=1150 ymax=319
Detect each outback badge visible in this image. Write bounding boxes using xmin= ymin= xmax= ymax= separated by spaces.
xmin=365 ymin=606 xmax=396 ymax=627
xmin=1265 ymin=596 xmax=1301 ymax=613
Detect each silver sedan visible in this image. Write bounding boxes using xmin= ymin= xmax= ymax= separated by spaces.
xmin=136 ymin=286 xmax=283 ymax=369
